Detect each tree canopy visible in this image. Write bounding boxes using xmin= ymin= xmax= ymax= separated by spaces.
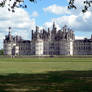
xmin=0 ymin=0 xmax=92 ymax=13
xmin=68 ymin=0 xmax=92 ymax=13
xmin=0 ymin=0 xmax=35 ymax=12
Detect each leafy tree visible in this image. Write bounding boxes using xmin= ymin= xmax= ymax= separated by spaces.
xmin=0 ymin=49 xmax=4 ymax=55
xmin=68 ymin=0 xmax=92 ymax=13
xmin=0 ymin=0 xmax=35 ymax=12
xmin=0 ymin=0 xmax=92 ymax=13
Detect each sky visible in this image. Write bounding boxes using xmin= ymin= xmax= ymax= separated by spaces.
xmin=0 ymin=0 xmax=92 ymax=48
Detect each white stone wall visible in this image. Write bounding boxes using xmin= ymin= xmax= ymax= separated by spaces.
xmin=4 ymin=42 xmax=12 ymax=55
xmin=4 ymin=41 xmax=20 ymax=56
xmin=4 ymin=39 xmax=74 ymax=56
xmin=15 ymin=46 xmax=19 ymax=55
xmin=31 ymin=39 xmax=44 ymax=56
xmin=59 ymin=39 xmax=73 ymax=55
xmin=35 ymin=39 xmax=43 ymax=56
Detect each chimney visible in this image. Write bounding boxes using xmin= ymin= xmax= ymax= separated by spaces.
xmin=53 ymin=22 xmax=55 ymax=28
xmin=36 ymin=26 xmax=39 ymax=33
xmin=32 ymin=30 xmax=34 ymax=39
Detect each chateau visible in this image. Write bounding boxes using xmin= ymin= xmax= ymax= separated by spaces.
xmin=3 ymin=23 xmax=92 ymax=56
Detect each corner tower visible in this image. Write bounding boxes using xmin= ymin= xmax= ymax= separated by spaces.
xmin=3 ymin=27 xmax=19 ymax=56
xmin=3 ymin=27 xmax=13 ymax=55
xmin=59 ymin=25 xmax=75 ymax=56
xmin=31 ymin=26 xmax=44 ymax=56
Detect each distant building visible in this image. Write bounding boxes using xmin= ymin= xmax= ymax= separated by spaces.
xmin=3 ymin=23 xmax=92 ymax=56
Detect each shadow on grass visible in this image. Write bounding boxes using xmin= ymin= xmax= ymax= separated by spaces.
xmin=0 ymin=71 xmax=92 ymax=92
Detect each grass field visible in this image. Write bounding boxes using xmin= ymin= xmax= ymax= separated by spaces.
xmin=0 ymin=57 xmax=92 ymax=92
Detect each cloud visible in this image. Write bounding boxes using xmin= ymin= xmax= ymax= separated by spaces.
xmin=0 ymin=33 xmax=5 ymax=40
xmin=31 ymin=11 xmax=39 ymax=17
xmin=43 ymin=2 xmax=92 ymax=32
xmin=43 ymin=0 xmax=87 ymax=15
xmin=0 ymin=7 xmax=36 ymax=48
xmin=0 ymin=8 xmax=36 ymax=30
xmin=75 ymin=36 xmax=85 ymax=40
xmin=44 ymin=7 xmax=92 ymax=33
xmin=43 ymin=1 xmax=92 ymax=40
xmin=43 ymin=4 xmax=70 ymax=15
xmin=0 ymin=33 xmax=5 ymax=49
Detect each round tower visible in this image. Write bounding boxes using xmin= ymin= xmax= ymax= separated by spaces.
xmin=4 ymin=27 xmax=13 ymax=55
xmin=31 ymin=27 xmax=44 ymax=56
xmin=59 ymin=39 xmax=74 ymax=56
xmin=35 ymin=38 xmax=43 ymax=56
xmin=4 ymin=41 xmax=12 ymax=55
xmin=35 ymin=32 xmax=43 ymax=56
xmin=59 ymin=26 xmax=75 ymax=56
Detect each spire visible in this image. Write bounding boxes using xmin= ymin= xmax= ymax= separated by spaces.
xmin=8 ymin=27 xmax=11 ymax=35
xmin=52 ymin=22 xmax=57 ymax=33
xmin=53 ymin=22 xmax=56 ymax=29
xmin=36 ymin=26 xmax=39 ymax=32
xmin=8 ymin=27 xmax=12 ymax=42
xmin=48 ymin=28 xmax=50 ymax=33
xmin=32 ymin=30 xmax=34 ymax=39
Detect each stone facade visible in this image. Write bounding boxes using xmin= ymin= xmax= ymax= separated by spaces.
xmin=3 ymin=23 xmax=92 ymax=56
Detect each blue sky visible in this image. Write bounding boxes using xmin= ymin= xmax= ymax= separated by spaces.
xmin=24 ymin=0 xmax=68 ymax=26
xmin=0 ymin=0 xmax=92 ymax=48
xmin=24 ymin=0 xmax=92 ymax=37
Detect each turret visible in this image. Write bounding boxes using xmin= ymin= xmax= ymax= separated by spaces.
xmin=59 ymin=25 xmax=75 ymax=56
xmin=32 ymin=30 xmax=34 ymax=39
xmin=36 ymin=26 xmax=39 ymax=33
xmin=48 ymin=28 xmax=50 ymax=33
xmin=3 ymin=27 xmax=20 ymax=56
xmin=51 ymin=22 xmax=57 ymax=40
xmin=52 ymin=22 xmax=57 ymax=31
xmin=63 ymin=25 xmax=67 ymax=32
xmin=8 ymin=27 xmax=12 ymax=42
xmin=3 ymin=27 xmax=12 ymax=55
xmin=48 ymin=28 xmax=51 ymax=40
xmin=35 ymin=26 xmax=40 ymax=40
xmin=53 ymin=22 xmax=55 ymax=29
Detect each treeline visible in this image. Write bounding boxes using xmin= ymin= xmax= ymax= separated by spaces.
xmin=0 ymin=49 xmax=4 ymax=55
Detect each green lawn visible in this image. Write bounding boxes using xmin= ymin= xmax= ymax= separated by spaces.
xmin=0 ymin=57 xmax=92 ymax=92
xmin=0 ymin=57 xmax=92 ymax=73
xmin=1 ymin=57 xmax=92 ymax=62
